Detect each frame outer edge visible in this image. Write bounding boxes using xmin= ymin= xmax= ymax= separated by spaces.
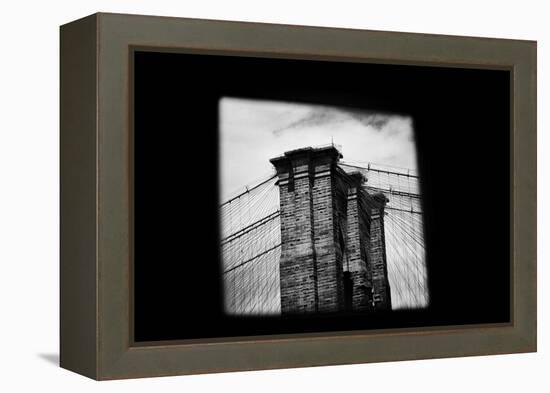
xmin=514 ymin=41 xmax=537 ymax=351
xmin=90 ymin=13 xmax=537 ymax=379
xmin=60 ymin=13 xmax=100 ymax=380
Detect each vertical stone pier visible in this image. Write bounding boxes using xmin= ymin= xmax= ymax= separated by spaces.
xmin=345 ymin=172 xmax=373 ymax=312
xmin=270 ymin=146 xmax=392 ymax=314
xmin=270 ymin=146 xmax=346 ymax=314
xmin=369 ymin=193 xmax=392 ymax=310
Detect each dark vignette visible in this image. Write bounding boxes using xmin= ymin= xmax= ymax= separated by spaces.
xmin=133 ymin=51 xmax=510 ymax=342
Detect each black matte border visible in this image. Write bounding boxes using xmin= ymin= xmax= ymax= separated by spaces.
xmin=133 ymin=50 xmax=511 ymax=342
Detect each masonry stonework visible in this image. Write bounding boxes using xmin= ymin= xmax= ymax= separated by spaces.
xmin=369 ymin=193 xmax=392 ymax=310
xmin=345 ymin=172 xmax=373 ymax=312
xmin=271 ymin=146 xmax=391 ymax=314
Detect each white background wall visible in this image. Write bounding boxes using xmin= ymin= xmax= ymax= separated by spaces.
xmin=0 ymin=0 xmax=545 ymax=391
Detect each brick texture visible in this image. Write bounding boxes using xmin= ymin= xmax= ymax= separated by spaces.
xmin=345 ymin=172 xmax=373 ymax=312
xmin=369 ymin=193 xmax=392 ymax=310
xmin=271 ymin=146 xmax=391 ymax=314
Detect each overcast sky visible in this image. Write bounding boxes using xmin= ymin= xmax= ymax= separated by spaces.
xmin=220 ymin=97 xmax=417 ymax=201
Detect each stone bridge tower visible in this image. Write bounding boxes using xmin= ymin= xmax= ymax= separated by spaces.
xmin=270 ymin=146 xmax=391 ymax=314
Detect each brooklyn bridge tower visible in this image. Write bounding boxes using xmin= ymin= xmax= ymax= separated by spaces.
xmin=270 ymin=145 xmax=391 ymax=314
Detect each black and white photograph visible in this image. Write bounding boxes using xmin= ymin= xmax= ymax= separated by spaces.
xmin=220 ymin=98 xmax=428 ymax=316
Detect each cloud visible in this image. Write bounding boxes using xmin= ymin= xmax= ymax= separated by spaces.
xmin=273 ymin=106 xmax=392 ymax=136
xmin=220 ymin=97 xmax=416 ymax=200
xmin=273 ymin=107 xmax=347 ymax=135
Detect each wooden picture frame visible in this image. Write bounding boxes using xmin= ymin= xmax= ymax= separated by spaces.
xmin=60 ymin=12 xmax=536 ymax=380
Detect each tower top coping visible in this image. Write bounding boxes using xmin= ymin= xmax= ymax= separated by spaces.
xmin=269 ymin=145 xmax=343 ymax=167
xmin=346 ymin=170 xmax=367 ymax=185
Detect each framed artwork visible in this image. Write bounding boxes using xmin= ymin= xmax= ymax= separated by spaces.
xmin=60 ymin=13 xmax=536 ymax=380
